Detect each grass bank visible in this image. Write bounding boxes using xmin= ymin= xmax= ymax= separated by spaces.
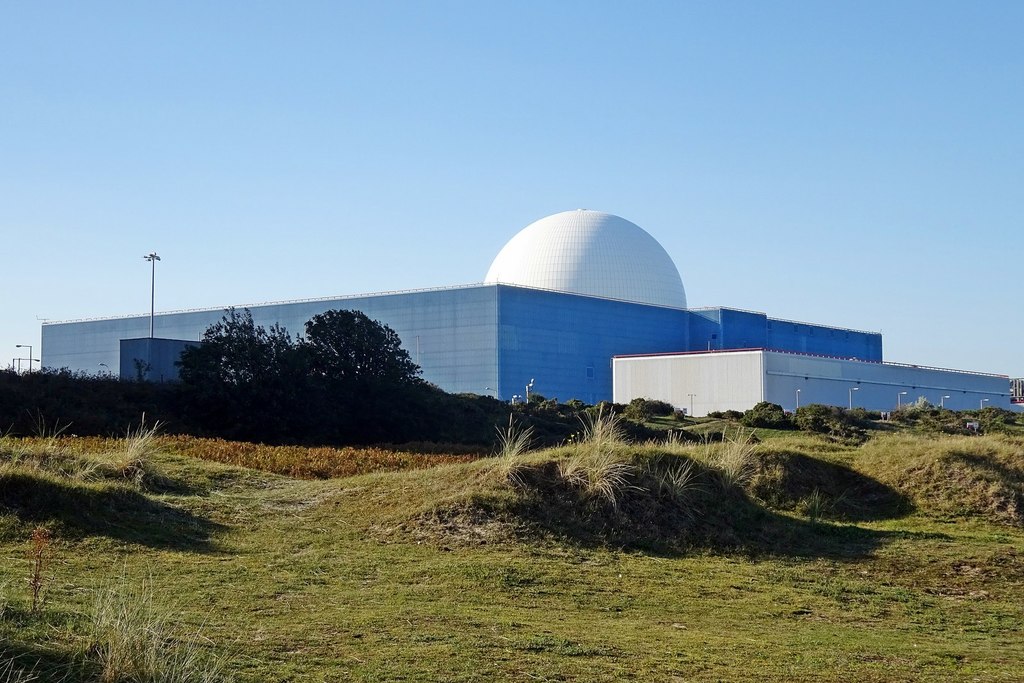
xmin=1 ymin=427 xmax=1022 ymax=681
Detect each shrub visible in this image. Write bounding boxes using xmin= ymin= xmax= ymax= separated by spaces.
xmin=741 ymin=402 xmax=793 ymax=429
xmin=794 ymin=404 xmax=863 ymax=440
xmin=623 ymin=398 xmax=652 ymax=423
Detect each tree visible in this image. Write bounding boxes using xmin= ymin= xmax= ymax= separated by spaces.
xmin=301 ymin=310 xmax=420 ymax=388
xmin=741 ymin=401 xmax=793 ymax=429
xmin=177 ymin=308 xmax=305 ymax=441
xmin=176 ymin=308 xmax=425 ymax=444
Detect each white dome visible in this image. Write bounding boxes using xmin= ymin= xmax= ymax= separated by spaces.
xmin=484 ymin=210 xmax=687 ymax=309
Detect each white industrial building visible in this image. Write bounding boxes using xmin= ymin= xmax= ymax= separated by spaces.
xmin=613 ymin=349 xmax=1010 ymax=417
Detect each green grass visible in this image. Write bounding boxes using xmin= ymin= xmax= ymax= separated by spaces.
xmin=1 ymin=431 xmax=1023 ymax=681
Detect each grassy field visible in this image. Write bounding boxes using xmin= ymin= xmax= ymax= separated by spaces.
xmin=1 ymin=422 xmax=1023 ymax=681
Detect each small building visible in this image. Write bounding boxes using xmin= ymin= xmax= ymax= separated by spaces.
xmin=613 ymin=348 xmax=1011 ymax=416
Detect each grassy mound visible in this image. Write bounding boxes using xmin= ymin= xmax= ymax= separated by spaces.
xmin=857 ymin=433 xmax=1024 ymax=526
xmin=401 ymin=417 xmax=901 ymax=557
xmin=3 ymin=428 xmax=1024 ymax=680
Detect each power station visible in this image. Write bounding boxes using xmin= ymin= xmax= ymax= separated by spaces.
xmin=41 ymin=210 xmax=1012 ymax=414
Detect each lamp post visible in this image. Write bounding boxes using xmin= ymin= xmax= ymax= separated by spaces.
xmin=525 ymin=378 xmax=535 ymax=402
xmin=897 ymin=391 xmax=908 ymax=408
xmin=512 ymin=394 xmax=521 ymax=405
xmin=849 ymin=386 xmax=859 ymax=409
xmin=687 ymin=393 xmax=696 ymax=417
xmin=795 ymin=388 xmax=801 ymax=410
xmin=980 ymin=398 xmax=989 ymax=410
xmin=15 ymin=345 xmax=32 ymax=373
xmin=941 ymin=395 xmax=950 ymax=409
xmin=143 ymin=252 xmax=161 ymax=338
xmin=99 ymin=363 xmax=110 ymax=376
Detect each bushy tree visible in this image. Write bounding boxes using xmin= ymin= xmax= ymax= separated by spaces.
xmin=794 ymin=404 xmax=863 ymax=440
xmin=303 ymin=310 xmax=420 ymax=388
xmin=177 ymin=308 xmax=305 ymax=441
xmin=624 ymin=398 xmax=653 ymax=422
xmin=741 ymin=402 xmax=794 ymax=429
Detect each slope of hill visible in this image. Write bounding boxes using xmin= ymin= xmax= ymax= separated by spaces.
xmin=1 ymin=426 xmax=1022 ymax=681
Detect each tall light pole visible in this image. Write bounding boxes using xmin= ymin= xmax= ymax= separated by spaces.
xmin=941 ymin=395 xmax=950 ymax=409
xmin=15 ymin=345 xmax=32 ymax=373
xmin=525 ymin=378 xmax=535 ymax=402
xmin=849 ymin=386 xmax=859 ymax=409
xmin=897 ymin=391 xmax=908 ymax=408
xmin=795 ymin=388 xmax=801 ymax=410
xmin=143 ymin=252 xmax=161 ymax=338
xmin=980 ymin=398 xmax=989 ymax=410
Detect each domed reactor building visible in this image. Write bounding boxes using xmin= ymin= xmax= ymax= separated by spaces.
xmin=41 ymin=210 xmax=1013 ymax=413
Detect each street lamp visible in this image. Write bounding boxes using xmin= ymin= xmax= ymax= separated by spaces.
xmin=848 ymin=386 xmax=859 ymax=409
xmin=143 ymin=252 xmax=161 ymax=338
xmin=526 ymin=378 xmax=535 ymax=402
xmin=512 ymin=394 xmax=521 ymax=405
xmin=687 ymin=393 xmax=696 ymax=417
xmin=99 ymin=363 xmax=110 ymax=376
xmin=941 ymin=395 xmax=950 ymax=409
xmin=795 ymin=388 xmax=801 ymax=410
xmin=15 ymin=345 xmax=33 ymax=373
xmin=897 ymin=391 xmax=908 ymax=408
xmin=980 ymin=398 xmax=989 ymax=410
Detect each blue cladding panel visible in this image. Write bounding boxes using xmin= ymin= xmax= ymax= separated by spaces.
xmin=688 ymin=309 xmax=722 ymax=351
xmin=719 ymin=309 xmax=769 ymax=350
xmin=497 ymin=286 xmax=689 ymax=404
xmin=688 ymin=308 xmax=882 ymax=361
xmin=119 ymin=338 xmax=198 ymax=382
xmin=45 ymin=286 xmax=500 ymax=395
xmin=766 ymin=318 xmax=882 ymax=361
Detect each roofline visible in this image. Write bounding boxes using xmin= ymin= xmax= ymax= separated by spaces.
xmin=686 ymin=306 xmax=880 ymax=337
xmin=41 ymin=281 xmax=689 ymax=326
xmin=613 ymin=347 xmax=1009 ymax=379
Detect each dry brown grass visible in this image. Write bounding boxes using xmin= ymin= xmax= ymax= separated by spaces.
xmin=2 ymin=434 xmax=479 ymax=481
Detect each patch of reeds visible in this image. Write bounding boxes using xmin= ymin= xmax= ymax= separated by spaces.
xmin=493 ymin=415 xmax=534 ymax=487
xmin=89 ymin=577 xmax=231 ymax=683
xmin=0 ymin=659 xmax=37 ymax=683
xmin=106 ymin=416 xmax=164 ymax=487
xmin=558 ymin=407 xmax=635 ymax=507
xmin=693 ymin=428 xmax=757 ymax=490
xmin=649 ymin=457 xmax=701 ymax=504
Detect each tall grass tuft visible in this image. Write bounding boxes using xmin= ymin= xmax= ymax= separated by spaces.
xmin=708 ymin=429 xmax=758 ymax=490
xmin=579 ymin=405 xmax=626 ymax=451
xmin=111 ymin=415 xmax=164 ymax=487
xmin=797 ymin=488 xmax=833 ymax=523
xmin=90 ymin=577 xmax=231 ymax=683
xmin=494 ymin=414 xmax=534 ymax=487
xmin=651 ymin=457 xmax=701 ymax=505
xmin=558 ymin=407 xmax=635 ymax=507
xmin=0 ymin=659 xmax=37 ymax=683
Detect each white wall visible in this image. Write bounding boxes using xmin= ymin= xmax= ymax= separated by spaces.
xmin=613 ymin=350 xmax=1012 ymax=415
xmin=613 ymin=351 xmax=764 ymax=416
xmin=763 ymin=352 xmax=1012 ymax=412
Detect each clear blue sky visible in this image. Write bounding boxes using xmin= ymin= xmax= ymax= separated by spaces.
xmin=2 ymin=1 xmax=1021 ymax=377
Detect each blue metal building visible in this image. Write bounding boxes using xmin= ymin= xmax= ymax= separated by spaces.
xmin=51 ymin=207 xmax=995 ymax=408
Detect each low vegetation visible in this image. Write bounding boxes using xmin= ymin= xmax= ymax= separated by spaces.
xmin=2 ymin=421 xmax=1023 ymax=680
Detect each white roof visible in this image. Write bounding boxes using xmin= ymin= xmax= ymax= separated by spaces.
xmin=485 ymin=209 xmax=687 ymax=308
